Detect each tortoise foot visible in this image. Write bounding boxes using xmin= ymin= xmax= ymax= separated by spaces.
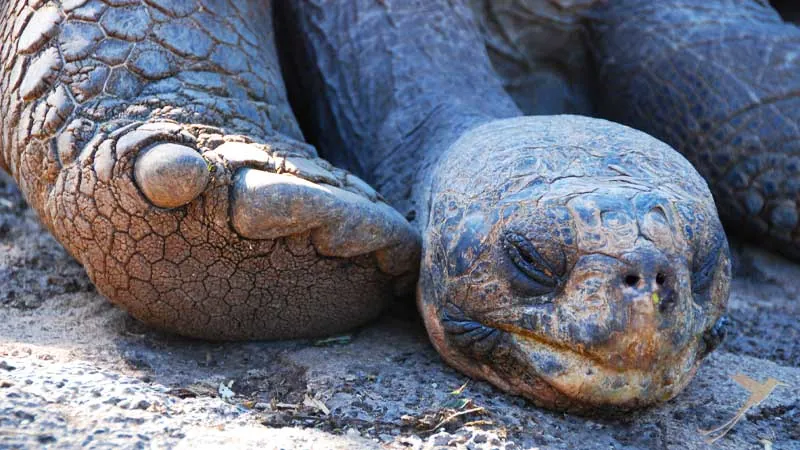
xmin=47 ymin=120 xmax=420 ymax=340
xmin=0 ymin=0 xmax=421 ymax=340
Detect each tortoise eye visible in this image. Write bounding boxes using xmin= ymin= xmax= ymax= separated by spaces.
xmin=501 ymin=232 xmax=563 ymax=297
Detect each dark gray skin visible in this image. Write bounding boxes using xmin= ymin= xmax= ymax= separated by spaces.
xmin=278 ymin=0 xmax=732 ymax=411
xmin=476 ymin=0 xmax=800 ymax=262
xmin=278 ymin=0 xmax=798 ymax=411
xmin=588 ymin=0 xmax=800 ymax=261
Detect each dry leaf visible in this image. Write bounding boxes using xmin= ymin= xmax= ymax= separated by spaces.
xmin=451 ymin=380 xmax=470 ymax=396
xmin=303 ymin=394 xmax=330 ymax=415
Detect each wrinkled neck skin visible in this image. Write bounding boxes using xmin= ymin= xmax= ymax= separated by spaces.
xmin=278 ymin=0 xmax=520 ymax=222
xmin=467 ymin=0 xmax=603 ymax=116
xmin=281 ymin=0 xmax=730 ymax=412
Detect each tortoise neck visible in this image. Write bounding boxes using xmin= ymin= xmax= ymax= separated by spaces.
xmin=278 ymin=0 xmax=520 ymax=217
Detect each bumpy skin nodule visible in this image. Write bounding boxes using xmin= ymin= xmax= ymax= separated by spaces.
xmin=280 ymin=1 xmax=730 ymax=411
xmin=588 ymin=0 xmax=800 ymax=259
xmin=0 ymin=0 xmax=420 ymax=339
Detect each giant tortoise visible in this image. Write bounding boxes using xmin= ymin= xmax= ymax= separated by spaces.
xmin=0 ymin=0 xmax=797 ymax=412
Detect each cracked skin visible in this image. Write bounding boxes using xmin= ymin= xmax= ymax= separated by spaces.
xmin=1 ymin=0 xmax=797 ymax=412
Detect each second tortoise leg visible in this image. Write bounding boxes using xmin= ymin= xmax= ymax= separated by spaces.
xmin=588 ymin=0 xmax=800 ymax=259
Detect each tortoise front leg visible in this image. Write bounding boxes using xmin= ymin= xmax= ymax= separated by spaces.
xmin=588 ymin=0 xmax=800 ymax=259
xmin=0 ymin=0 xmax=419 ymax=339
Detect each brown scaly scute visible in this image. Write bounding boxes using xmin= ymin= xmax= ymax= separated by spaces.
xmin=0 ymin=0 xmax=419 ymax=339
xmin=279 ymin=0 xmax=730 ymax=412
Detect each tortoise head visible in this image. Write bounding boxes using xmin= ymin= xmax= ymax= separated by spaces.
xmin=419 ymin=116 xmax=730 ymax=412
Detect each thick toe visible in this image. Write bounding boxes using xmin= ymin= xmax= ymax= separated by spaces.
xmin=0 ymin=0 xmax=421 ymax=341
xmin=134 ymin=143 xmax=210 ymax=209
xmin=232 ymin=167 xmax=419 ymax=263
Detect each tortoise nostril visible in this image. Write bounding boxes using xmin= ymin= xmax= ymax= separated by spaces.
xmin=624 ymin=274 xmax=640 ymax=287
xmin=656 ymin=272 xmax=667 ymax=285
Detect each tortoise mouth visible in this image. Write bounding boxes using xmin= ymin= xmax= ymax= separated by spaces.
xmin=439 ymin=303 xmax=705 ymax=409
xmin=506 ymin=331 xmax=701 ymax=409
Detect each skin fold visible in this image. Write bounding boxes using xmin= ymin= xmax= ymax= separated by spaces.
xmin=278 ymin=1 xmax=730 ymax=411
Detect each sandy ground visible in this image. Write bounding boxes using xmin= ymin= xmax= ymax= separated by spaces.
xmin=0 ymin=169 xmax=798 ymax=450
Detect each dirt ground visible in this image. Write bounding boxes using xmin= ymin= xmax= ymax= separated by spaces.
xmin=0 ymin=169 xmax=798 ymax=450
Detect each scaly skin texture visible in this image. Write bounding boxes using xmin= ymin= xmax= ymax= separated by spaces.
xmin=588 ymin=0 xmax=800 ymax=259
xmin=280 ymin=0 xmax=730 ymax=412
xmin=0 ymin=0 xmax=420 ymax=339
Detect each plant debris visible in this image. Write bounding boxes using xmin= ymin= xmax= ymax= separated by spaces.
xmin=312 ymin=335 xmax=353 ymax=347
xmin=303 ymin=394 xmax=331 ymax=415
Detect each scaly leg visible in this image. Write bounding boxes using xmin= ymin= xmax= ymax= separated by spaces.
xmin=0 ymin=0 xmax=419 ymax=339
